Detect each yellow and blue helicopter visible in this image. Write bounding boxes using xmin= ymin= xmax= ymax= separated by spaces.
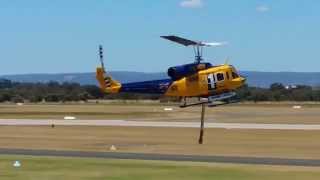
xmin=96 ymin=35 xmax=246 ymax=144
xmin=96 ymin=35 xmax=246 ymax=108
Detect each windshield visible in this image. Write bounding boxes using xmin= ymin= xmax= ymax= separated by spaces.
xmin=230 ymin=66 xmax=239 ymax=79
xmin=232 ymin=71 xmax=239 ymax=79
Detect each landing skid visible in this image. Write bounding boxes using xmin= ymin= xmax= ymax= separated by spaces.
xmin=180 ymin=92 xmax=237 ymax=108
xmin=180 ymin=101 xmax=207 ymax=108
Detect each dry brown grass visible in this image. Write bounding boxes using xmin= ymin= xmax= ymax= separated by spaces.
xmin=1 ymin=125 xmax=320 ymax=159
xmin=0 ymin=103 xmax=320 ymax=124
xmin=1 ymin=103 xmax=320 ymax=160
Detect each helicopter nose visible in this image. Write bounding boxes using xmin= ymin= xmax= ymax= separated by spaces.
xmin=241 ymin=77 xmax=246 ymax=83
xmin=239 ymin=76 xmax=246 ymax=86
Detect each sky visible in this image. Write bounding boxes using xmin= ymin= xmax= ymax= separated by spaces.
xmin=0 ymin=0 xmax=319 ymax=75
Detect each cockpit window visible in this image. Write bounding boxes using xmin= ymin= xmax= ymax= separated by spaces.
xmin=230 ymin=66 xmax=239 ymax=79
xmin=216 ymin=73 xmax=224 ymax=81
xmin=232 ymin=72 xmax=239 ymax=79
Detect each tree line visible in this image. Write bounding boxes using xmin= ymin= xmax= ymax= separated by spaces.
xmin=0 ymin=79 xmax=319 ymax=102
xmin=0 ymin=79 xmax=160 ymax=103
xmin=236 ymin=83 xmax=320 ymax=102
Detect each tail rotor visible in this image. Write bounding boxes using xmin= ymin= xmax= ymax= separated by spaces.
xmin=99 ymin=45 xmax=106 ymax=72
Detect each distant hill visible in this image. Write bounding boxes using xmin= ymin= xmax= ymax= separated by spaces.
xmin=1 ymin=71 xmax=320 ymax=88
xmin=240 ymin=71 xmax=320 ymax=87
xmin=0 ymin=71 xmax=167 ymax=85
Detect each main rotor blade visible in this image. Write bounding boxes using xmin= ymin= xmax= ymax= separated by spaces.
xmin=201 ymin=42 xmax=228 ymax=47
xmin=161 ymin=35 xmax=199 ymax=46
xmin=161 ymin=35 xmax=227 ymax=47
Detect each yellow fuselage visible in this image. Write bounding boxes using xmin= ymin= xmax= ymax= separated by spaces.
xmin=165 ymin=64 xmax=245 ymax=97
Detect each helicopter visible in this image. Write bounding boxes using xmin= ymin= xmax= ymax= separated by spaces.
xmin=96 ymin=35 xmax=246 ymax=144
xmin=96 ymin=35 xmax=246 ymax=107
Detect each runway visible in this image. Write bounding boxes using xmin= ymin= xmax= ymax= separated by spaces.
xmin=1 ymin=119 xmax=320 ymax=130
xmin=1 ymin=148 xmax=320 ymax=167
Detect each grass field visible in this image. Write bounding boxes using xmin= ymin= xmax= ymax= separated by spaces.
xmin=0 ymin=103 xmax=320 ymax=124
xmin=1 ymin=155 xmax=320 ymax=180
xmin=1 ymin=126 xmax=320 ymax=159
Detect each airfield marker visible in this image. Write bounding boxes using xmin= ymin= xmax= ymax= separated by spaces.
xmin=110 ymin=145 xmax=117 ymax=151
xmin=13 ymin=160 xmax=21 ymax=168
xmin=293 ymin=105 xmax=302 ymax=109
xmin=64 ymin=116 xmax=76 ymax=120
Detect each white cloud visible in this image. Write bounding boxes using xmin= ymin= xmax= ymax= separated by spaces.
xmin=180 ymin=0 xmax=203 ymax=8
xmin=256 ymin=5 xmax=270 ymax=13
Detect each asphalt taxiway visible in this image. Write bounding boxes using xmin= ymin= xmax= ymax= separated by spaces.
xmin=1 ymin=148 xmax=320 ymax=167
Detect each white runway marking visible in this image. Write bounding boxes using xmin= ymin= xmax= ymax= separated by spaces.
xmin=0 ymin=119 xmax=320 ymax=130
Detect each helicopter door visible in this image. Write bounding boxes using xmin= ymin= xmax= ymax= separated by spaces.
xmin=215 ymin=72 xmax=225 ymax=88
xmin=207 ymin=73 xmax=216 ymax=90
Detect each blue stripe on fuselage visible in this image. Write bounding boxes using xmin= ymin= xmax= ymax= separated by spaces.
xmin=120 ymin=79 xmax=172 ymax=94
